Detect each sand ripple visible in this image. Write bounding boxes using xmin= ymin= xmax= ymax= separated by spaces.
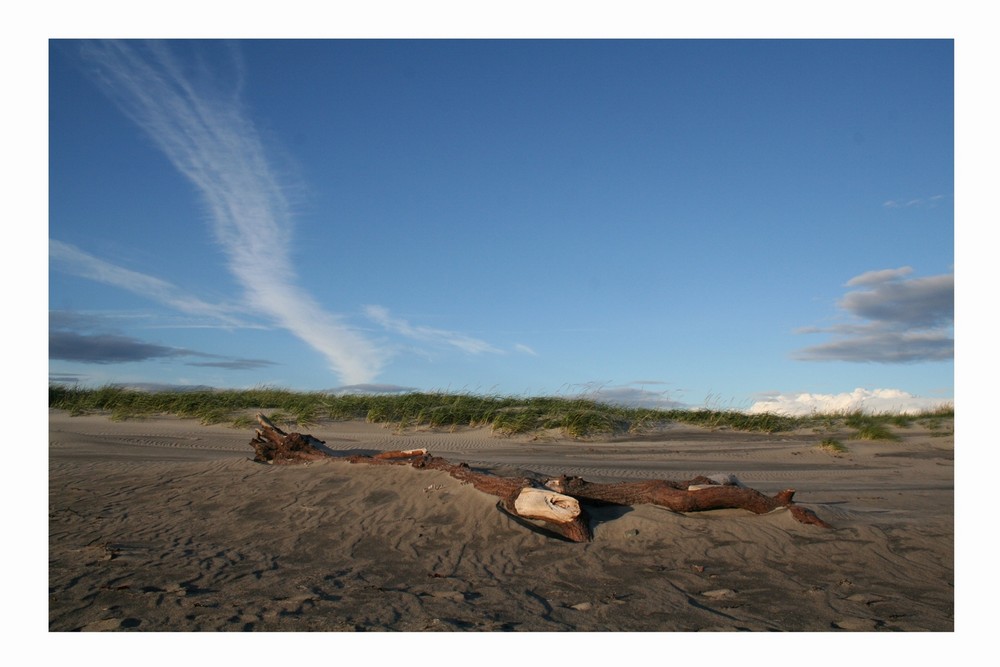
xmin=48 ymin=411 xmax=953 ymax=631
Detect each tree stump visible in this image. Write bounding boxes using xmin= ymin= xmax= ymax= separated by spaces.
xmin=249 ymin=413 xmax=330 ymax=464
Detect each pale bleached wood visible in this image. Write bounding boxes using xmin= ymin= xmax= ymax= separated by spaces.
xmin=513 ymin=487 xmax=583 ymax=524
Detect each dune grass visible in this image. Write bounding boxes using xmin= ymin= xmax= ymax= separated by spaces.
xmin=842 ymin=410 xmax=902 ymax=441
xmin=850 ymin=423 xmax=901 ymax=441
xmin=819 ymin=438 xmax=848 ymax=454
xmin=48 ymin=385 xmax=953 ymax=439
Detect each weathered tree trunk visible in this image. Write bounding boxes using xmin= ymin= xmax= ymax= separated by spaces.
xmin=544 ymin=475 xmax=831 ymax=528
xmin=248 ymin=414 xmax=829 ymax=541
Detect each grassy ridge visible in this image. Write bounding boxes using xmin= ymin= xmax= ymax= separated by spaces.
xmin=48 ymin=385 xmax=954 ymax=439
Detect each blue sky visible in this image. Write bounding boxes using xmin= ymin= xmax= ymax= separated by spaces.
xmin=48 ymin=38 xmax=955 ymax=414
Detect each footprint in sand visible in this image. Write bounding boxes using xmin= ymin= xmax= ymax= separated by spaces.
xmin=79 ymin=617 xmax=142 ymax=631
xmin=832 ymin=617 xmax=879 ymax=631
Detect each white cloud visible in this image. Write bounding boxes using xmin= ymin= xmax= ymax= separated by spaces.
xmin=81 ymin=40 xmax=386 ymax=385
xmin=513 ymin=343 xmax=538 ymax=356
xmin=364 ymin=305 xmax=502 ymax=355
xmin=882 ymin=195 xmax=947 ymax=210
xmin=50 ymin=240 xmax=255 ymax=328
xmin=748 ymin=387 xmax=952 ymax=416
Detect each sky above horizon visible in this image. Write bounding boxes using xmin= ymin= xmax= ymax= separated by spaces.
xmin=48 ymin=39 xmax=954 ymax=415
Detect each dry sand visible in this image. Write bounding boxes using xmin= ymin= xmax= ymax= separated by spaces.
xmin=48 ymin=409 xmax=953 ymax=632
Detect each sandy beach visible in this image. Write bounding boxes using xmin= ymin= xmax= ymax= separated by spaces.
xmin=48 ymin=409 xmax=953 ymax=632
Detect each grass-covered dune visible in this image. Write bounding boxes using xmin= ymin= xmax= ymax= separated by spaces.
xmin=48 ymin=385 xmax=954 ymax=440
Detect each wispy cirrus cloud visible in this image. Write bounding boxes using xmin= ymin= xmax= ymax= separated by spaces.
xmin=185 ymin=358 xmax=276 ymax=370
xmin=50 ymin=240 xmax=254 ymax=328
xmin=794 ymin=266 xmax=953 ymax=363
xmin=882 ymin=194 xmax=946 ymax=209
xmin=80 ymin=40 xmax=385 ymax=385
xmin=364 ymin=305 xmax=503 ymax=355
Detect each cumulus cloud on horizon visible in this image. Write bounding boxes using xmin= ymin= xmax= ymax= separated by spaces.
xmin=795 ymin=266 xmax=953 ymax=363
xmin=748 ymin=387 xmax=952 ymax=416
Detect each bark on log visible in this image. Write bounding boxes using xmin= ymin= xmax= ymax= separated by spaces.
xmin=544 ymin=475 xmax=831 ymax=528
xmin=249 ymin=413 xmax=330 ymax=464
xmin=373 ymin=448 xmax=428 ymax=460
xmin=247 ymin=415 xmax=829 ymax=540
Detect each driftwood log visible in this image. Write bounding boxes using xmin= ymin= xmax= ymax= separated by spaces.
xmin=249 ymin=413 xmax=830 ymax=542
xmin=249 ymin=413 xmax=332 ymax=464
